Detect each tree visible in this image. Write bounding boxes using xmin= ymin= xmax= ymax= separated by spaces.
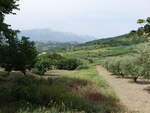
xmin=0 ymin=0 xmax=19 ymax=42
xmin=15 ymin=37 xmax=37 ymax=75
xmin=129 ymin=17 xmax=150 ymax=40
xmin=144 ymin=24 xmax=150 ymax=35
xmin=19 ymin=37 xmax=38 ymax=70
xmin=0 ymin=30 xmax=19 ymax=74
xmin=0 ymin=0 xmax=38 ymax=75
xmin=1 ymin=36 xmax=37 ymax=75
xmin=146 ymin=17 xmax=150 ymax=24
xmin=57 ymin=58 xmax=81 ymax=70
xmin=137 ymin=45 xmax=150 ymax=79
xmin=137 ymin=27 xmax=144 ymax=37
xmin=137 ymin=19 xmax=145 ymax=24
xmin=0 ymin=0 xmax=19 ymax=66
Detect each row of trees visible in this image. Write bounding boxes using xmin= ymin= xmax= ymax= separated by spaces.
xmin=0 ymin=0 xmax=37 ymax=75
xmin=103 ymin=44 xmax=150 ymax=82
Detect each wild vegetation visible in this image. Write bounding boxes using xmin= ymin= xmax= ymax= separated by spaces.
xmin=35 ymin=53 xmax=81 ymax=75
xmin=0 ymin=0 xmax=150 ymax=113
xmin=0 ymin=67 xmax=123 ymax=113
xmin=102 ymin=44 xmax=150 ymax=82
xmin=0 ymin=0 xmax=37 ymax=75
xmin=101 ymin=17 xmax=150 ymax=82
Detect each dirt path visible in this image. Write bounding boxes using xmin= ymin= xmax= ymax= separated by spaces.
xmin=96 ymin=66 xmax=150 ymax=113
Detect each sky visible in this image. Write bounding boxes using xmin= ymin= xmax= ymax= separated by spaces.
xmin=5 ymin=0 xmax=150 ymax=38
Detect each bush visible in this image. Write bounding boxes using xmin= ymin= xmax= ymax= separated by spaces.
xmin=11 ymin=76 xmax=40 ymax=104
xmin=88 ymin=58 xmax=94 ymax=63
xmin=35 ymin=60 xmax=50 ymax=75
xmin=35 ymin=53 xmax=82 ymax=75
xmin=57 ymin=58 xmax=81 ymax=70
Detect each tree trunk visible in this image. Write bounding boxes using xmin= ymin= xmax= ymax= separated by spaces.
xmin=134 ymin=77 xmax=138 ymax=82
xmin=120 ymin=72 xmax=125 ymax=78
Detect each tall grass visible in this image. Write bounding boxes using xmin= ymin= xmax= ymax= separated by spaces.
xmin=0 ymin=67 xmax=123 ymax=113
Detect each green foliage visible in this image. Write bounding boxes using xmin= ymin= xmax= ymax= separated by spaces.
xmin=57 ymin=58 xmax=81 ymax=70
xmin=35 ymin=53 xmax=82 ymax=75
xmin=0 ymin=0 xmax=19 ymax=43
xmin=69 ymin=17 xmax=150 ymax=53
xmin=0 ymin=67 xmax=122 ymax=113
xmin=137 ymin=44 xmax=150 ymax=79
xmin=75 ymin=33 xmax=148 ymax=51
xmin=146 ymin=17 xmax=150 ymax=23
xmin=35 ymin=60 xmax=50 ymax=75
xmin=0 ymin=0 xmax=38 ymax=75
xmin=12 ymin=78 xmax=40 ymax=104
xmin=136 ymin=17 xmax=150 ymax=37
xmin=0 ymin=36 xmax=37 ymax=74
xmin=76 ymin=65 xmax=89 ymax=70
xmin=103 ymin=43 xmax=150 ymax=82
xmin=0 ymin=0 xmax=19 ymax=15
xmin=137 ymin=19 xmax=145 ymax=24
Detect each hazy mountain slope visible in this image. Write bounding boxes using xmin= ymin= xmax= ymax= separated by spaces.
xmin=19 ymin=29 xmax=96 ymax=42
xmin=36 ymin=41 xmax=79 ymax=52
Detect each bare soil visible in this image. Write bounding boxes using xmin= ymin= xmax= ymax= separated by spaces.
xmin=96 ymin=66 xmax=150 ymax=113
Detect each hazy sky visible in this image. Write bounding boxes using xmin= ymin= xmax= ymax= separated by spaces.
xmin=6 ymin=0 xmax=150 ymax=38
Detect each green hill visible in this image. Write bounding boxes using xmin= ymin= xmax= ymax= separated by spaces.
xmin=75 ymin=34 xmax=148 ymax=50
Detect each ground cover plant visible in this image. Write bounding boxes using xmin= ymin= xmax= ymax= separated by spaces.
xmin=0 ymin=67 xmax=124 ymax=113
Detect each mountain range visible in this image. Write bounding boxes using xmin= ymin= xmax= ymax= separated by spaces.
xmin=19 ymin=29 xmax=97 ymax=42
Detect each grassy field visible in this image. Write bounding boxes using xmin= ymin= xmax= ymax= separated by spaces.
xmin=0 ymin=66 xmax=123 ymax=113
xmin=1 ymin=38 xmax=148 ymax=113
xmin=61 ymin=44 xmax=139 ymax=66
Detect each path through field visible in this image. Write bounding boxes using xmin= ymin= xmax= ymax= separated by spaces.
xmin=96 ymin=66 xmax=150 ymax=113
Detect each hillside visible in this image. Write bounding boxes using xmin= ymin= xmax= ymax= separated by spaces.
xmin=72 ymin=34 xmax=149 ymax=51
xmin=19 ymin=29 xmax=96 ymax=42
xmin=35 ymin=32 xmax=149 ymax=53
xmin=36 ymin=41 xmax=79 ymax=52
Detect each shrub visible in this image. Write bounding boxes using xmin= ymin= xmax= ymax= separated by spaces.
xmin=35 ymin=53 xmax=82 ymax=75
xmin=35 ymin=60 xmax=50 ymax=75
xmin=88 ymin=58 xmax=94 ymax=63
xmin=57 ymin=58 xmax=81 ymax=70
xmin=12 ymin=76 xmax=40 ymax=104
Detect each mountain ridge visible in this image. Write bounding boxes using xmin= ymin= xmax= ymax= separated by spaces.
xmin=19 ymin=29 xmax=97 ymax=43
